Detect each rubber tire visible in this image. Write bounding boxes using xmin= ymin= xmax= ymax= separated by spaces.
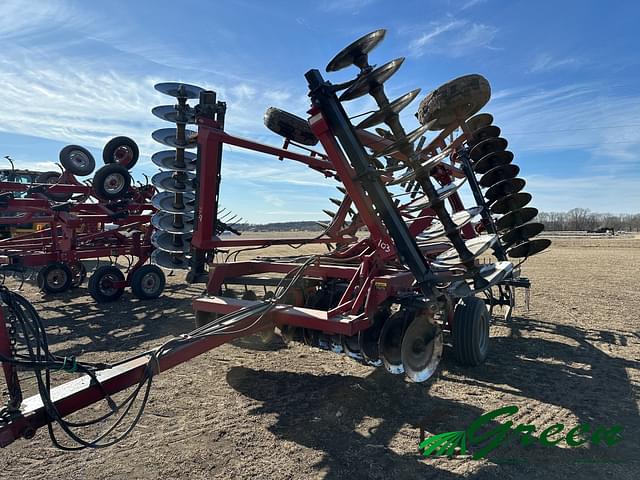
xmin=93 ymin=164 xmax=131 ymax=201
xmin=264 ymin=107 xmax=318 ymax=146
xmin=59 ymin=145 xmax=96 ymax=176
xmin=416 ymin=74 xmax=491 ymax=131
xmin=130 ymin=264 xmax=165 ymax=300
xmin=452 ymin=296 xmax=490 ymax=366
xmin=35 ymin=172 xmax=73 ymax=202
xmin=37 ymin=262 xmax=72 ymax=294
xmin=88 ymin=265 xmax=125 ymax=303
xmin=103 ymin=136 xmax=139 ymax=170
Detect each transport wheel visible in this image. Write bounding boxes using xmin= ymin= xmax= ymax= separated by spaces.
xmin=35 ymin=172 xmax=73 ymax=202
xmin=93 ymin=164 xmax=131 ymax=201
xmin=263 ymin=107 xmax=318 ymax=146
xmin=102 ymin=136 xmax=139 ymax=170
xmin=59 ymin=145 xmax=96 ymax=176
xmin=68 ymin=261 xmax=87 ymax=288
xmin=37 ymin=262 xmax=72 ymax=294
xmin=452 ymin=296 xmax=490 ymax=366
xmin=130 ymin=264 xmax=166 ymax=300
xmin=88 ymin=265 xmax=125 ymax=302
xmin=416 ymin=74 xmax=491 ymax=131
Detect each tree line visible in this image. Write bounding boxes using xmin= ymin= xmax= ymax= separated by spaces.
xmin=536 ymin=208 xmax=640 ymax=232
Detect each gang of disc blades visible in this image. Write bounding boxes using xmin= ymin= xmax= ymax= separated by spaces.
xmin=151 ymin=150 xmax=197 ymax=172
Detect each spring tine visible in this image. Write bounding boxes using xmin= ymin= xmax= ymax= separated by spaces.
xmin=323 ymin=209 xmax=336 ymax=217
xmin=330 ymin=198 xmax=342 ymax=207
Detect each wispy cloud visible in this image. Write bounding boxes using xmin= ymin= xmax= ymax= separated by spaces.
xmin=319 ymin=0 xmax=377 ymax=14
xmin=529 ymin=53 xmax=585 ymax=73
xmin=408 ymin=19 xmax=499 ymax=57
xmin=460 ymin=0 xmax=488 ymax=11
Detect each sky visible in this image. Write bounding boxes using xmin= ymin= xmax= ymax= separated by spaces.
xmin=0 ymin=0 xmax=639 ymax=222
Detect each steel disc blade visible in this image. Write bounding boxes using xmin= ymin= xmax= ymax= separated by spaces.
xmin=341 ymin=335 xmax=364 ymax=361
xmin=152 ymin=191 xmax=195 ymax=214
xmin=357 ymin=88 xmax=421 ymax=129
xmin=406 ymin=176 xmax=468 ymax=213
xmin=433 ymin=234 xmax=497 ymax=267
xmin=485 ymin=177 xmax=526 ymax=202
xmin=479 ymin=164 xmax=520 ymax=188
xmin=152 ymin=128 xmax=197 ymax=149
xmin=378 ymin=311 xmax=408 ymax=374
xmin=339 ymin=58 xmax=405 ymax=101
xmin=152 ymin=105 xmax=196 ymax=124
xmin=495 ymin=207 xmax=539 ymax=232
xmin=490 ymin=192 xmax=532 ymax=214
xmin=507 ymin=238 xmax=551 ymax=258
xmin=375 ymin=123 xmax=431 ymax=157
xmin=152 ymin=171 xmax=196 ymax=193
xmin=450 ymin=261 xmax=514 ymax=296
xmin=473 ymin=150 xmax=514 ymax=174
xmin=470 ymin=137 xmax=508 ymax=161
xmin=401 ymin=316 xmax=443 ymax=383
xmin=358 ymin=306 xmax=390 ymax=366
xmin=469 ymin=125 xmax=501 ymax=145
xmin=466 ymin=113 xmax=494 ymax=132
xmin=501 ymin=222 xmax=545 ymax=247
xmin=151 ymin=211 xmax=195 ymax=234
xmin=416 ymin=208 xmax=479 ymax=242
xmin=151 ymin=249 xmax=190 ymax=270
xmin=154 ymin=82 xmax=205 ymax=99
xmin=152 ymin=230 xmax=192 ymax=254
xmin=387 ymin=149 xmax=451 ymax=185
xmin=151 ymin=150 xmax=197 ymax=172
xmin=326 ymin=29 xmax=386 ymax=72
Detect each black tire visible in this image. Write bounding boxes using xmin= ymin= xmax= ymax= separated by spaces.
xmin=130 ymin=264 xmax=165 ymax=300
xmin=103 ymin=136 xmax=139 ymax=170
xmin=60 ymin=145 xmax=96 ymax=176
xmin=37 ymin=262 xmax=72 ymax=294
xmin=93 ymin=164 xmax=131 ymax=201
xmin=452 ymin=296 xmax=490 ymax=366
xmin=264 ymin=107 xmax=318 ymax=146
xmin=416 ymin=74 xmax=491 ymax=131
xmin=69 ymin=261 xmax=87 ymax=288
xmin=35 ymin=172 xmax=73 ymax=202
xmin=88 ymin=265 xmax=125 ymax=302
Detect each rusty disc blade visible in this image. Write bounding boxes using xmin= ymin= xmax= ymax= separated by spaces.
xmin=326 ymin=29 xmax=386 ymax=72
xmin=470 ymin=137 xmax=508 ymax=161
xmin=501 ymin=222 xmax=545 ymax=247
xmin=490 ymin=192 xmax=532 ymax=214
xmin=479 ymin=164 xmax=520 ymax=188
xmin=507 ymin=238 xmax=551 ymax=258
xmin=485 ymin=177 xmax=526 ymax=202
xmin=473 ymin=150 xmax=513 ymax=174
xmin=339 ymin=58 xmax=405 ymax=101
xmin=495 ymin=207 xmax=539 ymax=232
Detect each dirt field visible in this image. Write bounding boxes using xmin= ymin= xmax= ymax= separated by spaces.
xmin=1 ymin=234 xmax=639 ymax=479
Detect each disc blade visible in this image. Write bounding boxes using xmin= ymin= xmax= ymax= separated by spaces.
xmin=485 ymin=177 xmax=526 ymax=202
xmin=405 ymin=176 xmax=468 ymax=213
xmin=152 ymin=105 xmax=196 ymax=124
xmin=433 ymin=234 xmax=497 ymax=267
xmin=449 ymin=261 xmax=514 ymax=296
xmin=326 ymin=29 xmax=386 ymax=72
xmin=151 ymin=212 xmax=195 ymax=234
xmin=154 ymin=82 xmax=205 ymax=99
xmin=416 ymin=207 xmax=481 ymax=242
xmin=479 ymin=164 xmax=520 ymax=188
xmin=152 ymin=191 xmax=195 ymax=214
xmin=378 ymin=310 xmax=408 ymax=374
xmin=152 ymin=230 xmax=192 ymax=254
xmin=339 ymin=58 xmax=405 ymax=101
xmin=490 ymin=192 xmax=532 ymax=214
xmin=507 ymin=238 xmax=551 ymax=258
xmin=470 ymin=137 xmax=508 ymax=161
xmin=152 ymin=128 xmax=197 ymax=149
xmin=152 ymin=171 xmax=196 ymax=193
xmin=151 ymin=150 xmax=197 ymax=172
xmin=357 ymin=88 xmax=421 ymax=129
xmin=151 ymin=249 xmax=190 ymax=270
xmin=374 ymin=123 xmax=431 ymax=157
xmin=473 ymin=150 xmax=513 ymax=174
xmin=500 ymin=222 xmax=545 ymax=247
xmin=495 ymin=207 xmax=539 ymax=232
xmin=401 ymin=315 xmax=443 ymax=383
xmin=469 ymin=125 xmax=501 ymax=145
xmin=387 ymin=149 xmax=451 ymax=185
xmin=465 ymin=113 xmax=494 ymax=132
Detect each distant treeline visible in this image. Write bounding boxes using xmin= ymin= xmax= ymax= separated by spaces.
xmin=236 ymin=208 xmax=640 ymax=233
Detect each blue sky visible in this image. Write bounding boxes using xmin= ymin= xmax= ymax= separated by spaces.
xmin=0 ymin=0 xmax=638 ymax=222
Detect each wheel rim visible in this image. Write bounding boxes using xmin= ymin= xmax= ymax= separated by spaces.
xmin=141 ymin=272 xmax=160 ymax=295
xmin=104 ymin=173 xmax=126 ymax=194
xmin=99 ymin=273 xmax=119 ymax=296
xmin=69 ymin=150 xmax=90 ymax=170
xmin=46 ymin=268 xmax=68 ymax=288
xmin=114 ymin=146 xmax=133 ymax=164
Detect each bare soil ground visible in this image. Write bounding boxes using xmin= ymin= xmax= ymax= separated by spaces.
xmin=1 ymin=234 xmax=639 ymax=479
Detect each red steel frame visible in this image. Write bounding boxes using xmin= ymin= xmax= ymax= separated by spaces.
xmin=0 ymin=102 xmax=477 ymax=447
